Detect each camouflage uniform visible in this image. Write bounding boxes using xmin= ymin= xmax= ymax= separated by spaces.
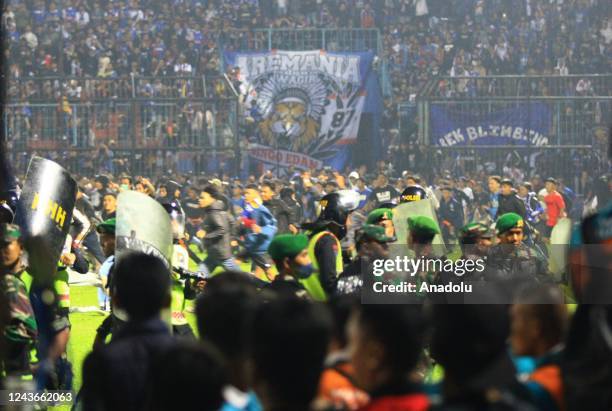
xmin=1 ymin=270 xmax=37 ymax=375
xmin=486 ymin=243 xmax=550 ymax=282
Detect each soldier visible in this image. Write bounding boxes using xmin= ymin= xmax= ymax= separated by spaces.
xmin=266 ymin=234 xmax=312 ymax=299
xmin=301 ymin=191 xmax=359 ymax=301
xmin=0 ymin=223 xmax=37 ymax=377
xmin=365 ymin=208 xmax=395 ymax=238
xmin=486 ymin=212 xmax=550 ymax=300
xmin=458 ymin=222 xmax=494 ymax=262
xmin=337 ymin=224 xmax=395 ymax=296
xmin=405 ymin=216 xmax=442 ymax=298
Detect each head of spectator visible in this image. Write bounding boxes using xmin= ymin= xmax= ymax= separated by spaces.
xmin=348 ymin=171 xmax=360 ymax=187
xmin=441 ymin=185 xmax=454 ymax=201
xmin=347 ymin=304 xmax=427 ymax=403
xmin=94 ymin=175 xmax=110 ymax=191
xmin=324 ymin=180 xmax=339 ymax=194
xmin=260 ymin=180 xmax=277 ymax=202
xmin=431 ymin=301 xmax=520 ymax=404
xmin=545 ymin=177 xmax=558 ymax=194
xmin=244 ymin=183 xmax=263 ymax=208
xmin=199 ymin=185 xmax=221 ymax=209
xmin=102 ymin=192 xmax=117 ymax=215
xmin=119 ymin=174 xmax=132 ymax=190
xmin=374 ymin=174 xmax=388 ymax=189
xmin=518 ymin=182 xmax=532 ymax=198
xmin=111 ymin=251 xmax=171 ymax=322
xmin=279 ymin=186 xmax=295 ymax=203
xmin=147 ymin=341 xmax=227 ymax=411
xmin=501 ymin=178 xmax=515 ymax=196
xmin=196 ymin=271 xmax=261 ymax=392
xmin=356 ymin=177 xmax=367 ymax=191
xmin=250 ymin=298 xmax=332 ymax=411
xmin=511 ymin=285 xmax=568 ymax=358
xmin=488 ymin=175 xmax=501 ymax=194
xmin=405 ymin=174 xmax=420 ymax=187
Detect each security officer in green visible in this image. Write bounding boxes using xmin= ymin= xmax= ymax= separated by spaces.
xmin=405 ymin=216 xmax=442 ymax=296
xmin=266 ymin=234 xmax=312 ymax=299
xmin=365 ymin=208 xmax=395 ymax=239
xmin=486 ymin=213 xmax=551 ymax=297
xmin=337 ymin=224 xmax=396 ymax=295
xmin=459 ymin=222 xmax=494 ymax=265
xmin=0 ymin=223 xmax=37 ymax=377
xmin=301 ymin=191 xmax=359 ymax=301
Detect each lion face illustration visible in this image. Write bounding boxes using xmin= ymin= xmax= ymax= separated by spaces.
xmin=258 ymin=94 xmax=320 ymax=152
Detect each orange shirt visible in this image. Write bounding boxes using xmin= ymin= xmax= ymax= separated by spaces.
xmin=544 ymin=191 xmax=565 ymax=227
xmin=318 ymin=362 xmax=368 ymax=410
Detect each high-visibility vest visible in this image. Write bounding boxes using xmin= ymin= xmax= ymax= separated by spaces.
xmin=17 ymin=270 xmax=33 ymax=294
xmin=55 ymin=264 xmax=70 ymax=309
xmin=170 ymin=244 xmax=189 ymax=326
xmin=300 ymin=231 xmax=343 ymax=302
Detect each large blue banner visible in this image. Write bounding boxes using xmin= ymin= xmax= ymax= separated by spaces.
xmin=225 ymin=50 xmax=374 ymax=173
xmin=430 ymin=103 xmax=552 ymax=147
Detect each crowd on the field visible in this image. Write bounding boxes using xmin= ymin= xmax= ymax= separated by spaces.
xmin=1 ymin=160 xmax=611 ymax=410
xmin=3 ymin=0 xmax=611 ymax=102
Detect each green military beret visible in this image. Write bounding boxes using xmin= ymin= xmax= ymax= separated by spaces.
xmin=356 ymin=224 xmax=396 ymax=244
xmin=96 ymin=217 xmax=116 ymax=235
xmin=366 ymin=208 xmax=394 ymax=225
xmin=0 ymin=223 xmax=21 ymax=242
xmin=407 ymin=216 xmax=440 ymax=237
xmin=268 ymin=234 xmax=309 ymax=261
xmin=460 ymin=222 xmax=494 ymax=239
xmin=495 ymin=213 xmax=524 ymax=234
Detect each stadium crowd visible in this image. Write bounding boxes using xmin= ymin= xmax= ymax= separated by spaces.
xmin=3 ymin=0 xmax=611 ymax=101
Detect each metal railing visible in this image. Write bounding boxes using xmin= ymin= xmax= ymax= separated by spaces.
xmin=7 ymin=75 xmax=237 ymax=102
xmin=402 ymin=75 xmax=612 ymax=188
xmin=4 ymin=75 xmax=242 ymax=176
xmin=219 ymin=28 xmax=381 ymax=53
xmin=419 ymin=74 xmax=612 ymax=100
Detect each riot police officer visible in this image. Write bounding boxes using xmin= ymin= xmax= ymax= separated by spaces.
xmin=301 ymin=190 xmax=359 ymax=301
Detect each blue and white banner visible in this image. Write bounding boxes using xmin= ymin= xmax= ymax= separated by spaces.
xmin=431 ymin=103 xmax=552 ymax=147
xmin=225 ymin=50 xmax=374 ymax=172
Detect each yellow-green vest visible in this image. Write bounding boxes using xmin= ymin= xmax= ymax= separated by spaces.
xmin=300 ymin=231 xmax=343 ymax=302
xmin=55 ymin=263 xmax=70 ymax=309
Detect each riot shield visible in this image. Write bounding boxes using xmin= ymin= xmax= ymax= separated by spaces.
xmin=549 ymin=217 xmax=572 ymax=280
xmin=16 ymin=157 xmax=76 ymax=285
xmin=116 ymin=191 xmax=173 ymax=266
xmin=392 ymin=198 xmax=447 ymax=256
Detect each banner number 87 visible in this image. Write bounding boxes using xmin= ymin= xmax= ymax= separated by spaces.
xmin=331 ymin=110 xmax=355 ymax=128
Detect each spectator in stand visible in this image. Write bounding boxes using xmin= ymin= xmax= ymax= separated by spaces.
xmin=542 ymin=178 xmax=566 ymax=241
